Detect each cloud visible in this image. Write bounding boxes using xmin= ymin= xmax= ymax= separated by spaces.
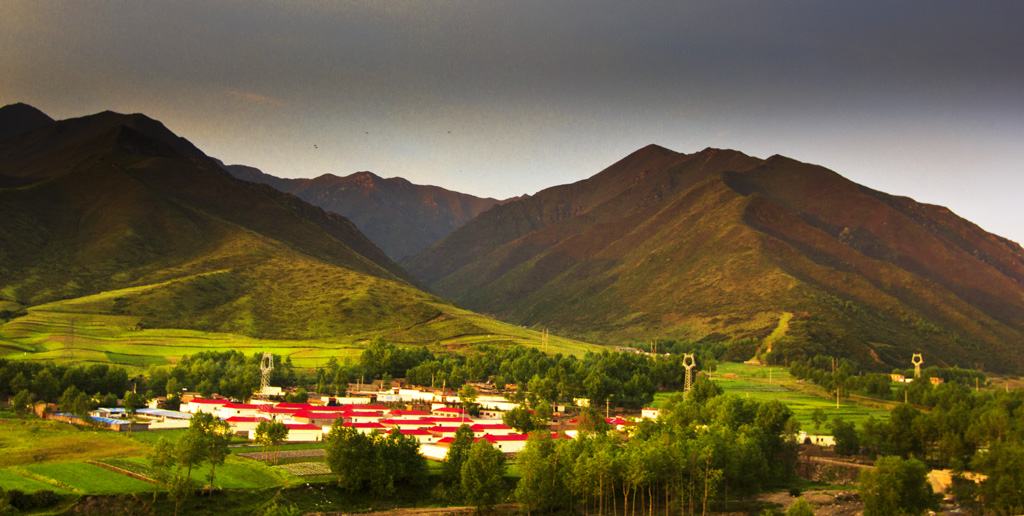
xmin=225 ymin=90 xmax=284 ymax=107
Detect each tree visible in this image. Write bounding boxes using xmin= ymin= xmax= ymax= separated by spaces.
xmin=858 ymin=456 xmax=936 ymax=516
xmin=148 ymin=438 xmax=176 ymax=503
xmin=459 ymin=384 xmax=479 ymax=412
xmin=124 ymin=390 xmax=142 ymax=416
xmin=810 ymin=408 xmax=825 ymax=433
xmin=503 ymin=405 xmax=539 ymax=433
xmin=443 ymin=424 xmax=476 ymax=493
xmin=190 ymin=412 xmax=231 ymax=495
xmin=786 ymin=497 xmax=815 ymax=516
xmin=462 ymin=439 xmax=506 ymax=513
xmin=325 ymin=423 xmax=375 ymax=492
xmin=11 ymin=389 xmax=33 ymax=417
xmin=515 ymin=433 xmax=563 ymax=515
xmin=829 ymin=417 xmax=859 ymax=456
xmin=971 ymin=440 xmax=1024 ymax=515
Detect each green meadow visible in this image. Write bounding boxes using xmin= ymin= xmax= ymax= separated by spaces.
xmin=0 ymin=293 xmax=604 ymax=372
xmin=653 ymin=361 xmax=892 ymax=433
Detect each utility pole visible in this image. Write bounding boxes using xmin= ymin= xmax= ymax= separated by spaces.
xmin=605 ymin=397 xmax=610 ymax=419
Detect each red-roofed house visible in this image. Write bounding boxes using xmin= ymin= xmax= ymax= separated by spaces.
xmin=274 ymin=403 xmax=315 ymax=411
xmin=432 ymin=407 xmax=468 ymax=416
xmin=293 ymin=411 xmax=349 ymax=427
xmin=225 ymin=416 xmax=261 ymax=432
xmin=424 ymin=416 xmax=474 ymax=425
xmin=428 ymin=426 xmax=466 ymax=439
xmin=470 ymin=423 xmax=516 ymax=436
xmin=219 ymin=403 xmax=261 ymax=419
xmin=478 ymin=433 xmax=529 ymax=453
xmin=346 ymin=411 xmax=385 ymax=423
xmin=388 ymin=409 xmax=430 ymax=418
xmin=181 ymin=398 xmax=228 ymax=415
xmin=379 ymin=419 xmax=434 ymax=431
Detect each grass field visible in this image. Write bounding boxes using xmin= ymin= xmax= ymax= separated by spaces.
xmin=18 ymin=462 xmax=155 ymax=494
xmin=653 ymin=361 xmax=892 ymax=434
xmin=0 ymin=416 xmax=150 ymax=468
xmin=0 ymin=468 xmax=73 ymax=493
xmin=0 ymin=298 xmax=605 ymax=372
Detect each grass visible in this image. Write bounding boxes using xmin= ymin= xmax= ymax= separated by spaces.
xmin=20 ymin=462 xmax=154 ymax=494
xmin=0 ymin=468 xmax=74 ymax=493
xmin=118 ymin=456 xmax=292 ymax=489
xmin=127 ymin=428 xmax=189 ymax=446
xmin=1 ymin=296 xmax=604 ymax=372
xmin=653 ymin=361 xmax=892 ymax=434
xmin=0 ymin=415 xmax=150 ymax=468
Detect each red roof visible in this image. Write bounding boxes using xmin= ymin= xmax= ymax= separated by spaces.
xmin=480 ymin=434 xmax=528 ymax=443
xmin=285 ymin=423 xmax=322 ymax=431
xmin=225 ymin=416 xmax=260 ymax=423
xmin=424 ymin=417 xmax=472 ymax=423
xmin=606 ymin=417 xmax=632 ymax=425
xmin=428 ymin=426 xmax=466 ymax=434
xmin=388 ymin=410 xmax=430 ymax=417
xmin=221 ymin=403 xmax=261 ymax=410
xmin=275 ymin=403 xmax=315 ymax=410
xmin=294 ymin=410 xmax=347 ymax=420
xmin=379 ymin=418 xmax=433 ymax=426
xmin=190 ymin=399 xmax=228 ymax=405
xmin=434 ymin=407 xmax=468 ymax=414
xmin=260 ymin=407 xmax=301 ymax=414
xmin=347 ymin=411 xmax=384 ymax=418
xmin=471 ymin=424 xmax=512 ymax=431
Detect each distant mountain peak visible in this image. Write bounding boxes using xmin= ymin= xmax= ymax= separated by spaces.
xmin=0 ymin=102 xmax=55 ymax=140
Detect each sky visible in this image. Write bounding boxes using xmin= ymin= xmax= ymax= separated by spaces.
xmin=2 ymin=1 xmax=1023 ymax=243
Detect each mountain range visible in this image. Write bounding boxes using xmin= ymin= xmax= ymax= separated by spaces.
xmin=0 ymin=104 xmax=454 ymax=340
xmin=4 ymin=102 xmax=1023 ymax=374
xmin=226 ymin=165 xmax=501 ymax=261
xmin=403 ymin=145 xmax=1024 ymax=373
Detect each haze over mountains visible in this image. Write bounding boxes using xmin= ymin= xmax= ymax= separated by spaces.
xmin=404 ymin=145 xmax=1024 ymax=373
xmin=226 ymin=165 xmax=501 ymax=261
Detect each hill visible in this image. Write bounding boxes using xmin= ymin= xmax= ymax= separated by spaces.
xmin=226 ymin=165 xmax=501 ymax=260
xmin=0 ymin=104 xmax=598 ymax=360
xmin=403 ymin=145 xmax=1024 ymax=373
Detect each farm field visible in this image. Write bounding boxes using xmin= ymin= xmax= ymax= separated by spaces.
xmin=0 ymin=300 xmax=603 ymax=372
xmin=0 ymin=415 xmax=150 ymax=468
xmin=653 ymin=361 xmax=892 ymax=433
xmin=20 ymin=462 xmax=154 ymax=494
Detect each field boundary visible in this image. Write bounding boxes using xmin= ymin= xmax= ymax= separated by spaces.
xmin=87 ymin=460 xmax=156 ymax=484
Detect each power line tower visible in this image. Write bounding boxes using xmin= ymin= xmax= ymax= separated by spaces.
xmin=63 ymin=317 xmax=75 ymax=361
xmin=912 ymin=353 xmax=923 ymax=379
xmin=683 ymin=353 xmax=696 ymax=393
xmin=259 ymin=352 xmax=274 ymax=399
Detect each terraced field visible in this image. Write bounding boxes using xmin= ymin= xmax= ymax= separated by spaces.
xmin=0 ymin=297 xmax=603 ymax=371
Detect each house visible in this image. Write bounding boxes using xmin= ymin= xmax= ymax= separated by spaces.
xmin=930 ymin=377 xmax=945 ymax=386
xmin=470 ymin=423 xmax=516 ymax=436
xmin=284 ymin=423 xmax=323 ymax=442
xmin=428 ymin=425 xmax=466 ymax=440
xmin=387 ymin=409 xmax=430 ymax=418
xmin=478 ymin=434 xmax=529 ymax=454
xmin=641 ymin=408 xmax=660 ymax=419
xmin=226 ymin=416 xmax=261 ymax=433
xmin=219 ymin=403 xmax=262 ymax=419
xmin=181 ymin=398 xmax=228 ymax=414
xmin=379 ymin=418 xmax=434 ymax=431
xmin=292 ymin=410 xmax=349 ymax=427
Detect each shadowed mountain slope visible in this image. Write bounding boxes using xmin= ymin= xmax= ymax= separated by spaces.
xmin=0 ymin=106 xmax=448 ymax=340
xmin=404 ymin=146 xmax=1024 ymax=372
xmin=227 ymin=165 xmax=501 ymax=260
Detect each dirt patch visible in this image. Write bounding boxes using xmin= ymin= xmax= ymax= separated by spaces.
xmin=308 ymin=504 xmax=518 ymax=516
xmin=757 ymin=489 xmax=861 ymax=516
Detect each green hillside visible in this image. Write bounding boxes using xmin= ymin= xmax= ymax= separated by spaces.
xmin=0 ymin=106 xmax=602 ymax=368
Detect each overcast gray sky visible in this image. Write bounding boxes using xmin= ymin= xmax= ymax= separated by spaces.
xmin=3 ymin=1 xmax=1023 ymax=243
